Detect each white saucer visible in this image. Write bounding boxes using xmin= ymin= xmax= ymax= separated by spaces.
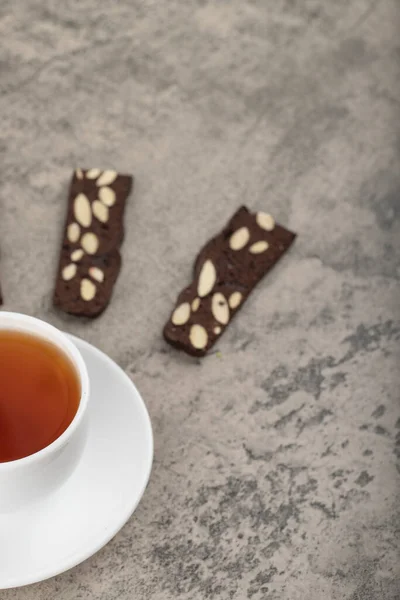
xmin=0 ymin=334 xmax=153 ymax=589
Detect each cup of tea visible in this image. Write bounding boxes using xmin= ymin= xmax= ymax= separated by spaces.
xmin=0 ymin=312 xmax=90 ymax=512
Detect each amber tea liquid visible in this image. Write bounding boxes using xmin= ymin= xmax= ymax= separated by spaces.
xmin=0 ymin=330 xmax=80 ymax=463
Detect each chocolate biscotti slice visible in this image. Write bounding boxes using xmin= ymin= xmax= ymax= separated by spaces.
xmin=164 ymin=206 xmax=296 ymax=356
xmin=53 ymin=168 xmax=133 ymax=317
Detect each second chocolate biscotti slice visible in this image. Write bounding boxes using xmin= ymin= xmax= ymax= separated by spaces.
xmin=164 ymin=206 xmax=296 ymax=356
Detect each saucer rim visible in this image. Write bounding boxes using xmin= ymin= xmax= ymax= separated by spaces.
xmin=2 ymin=333 xmax=154 ymax=589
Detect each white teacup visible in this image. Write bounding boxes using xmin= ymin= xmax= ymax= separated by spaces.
xmin=0 ymin=312 xmax=90 ymax=512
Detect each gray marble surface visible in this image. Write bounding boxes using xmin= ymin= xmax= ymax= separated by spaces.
xmin=1 ymin=0 xmax=399 ymax=598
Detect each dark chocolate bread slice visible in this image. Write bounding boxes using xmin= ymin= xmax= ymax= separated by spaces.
xmin=163 ymin=206 xmax=296 ymax=356
xmin=53 ymin=168 xmax=133 ymax=317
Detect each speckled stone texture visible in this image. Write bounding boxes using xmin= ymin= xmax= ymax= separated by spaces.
xmin=1 ymin=1 xmax=399 ymax=598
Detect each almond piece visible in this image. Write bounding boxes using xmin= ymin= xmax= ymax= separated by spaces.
xmin=191 ymin=298 xmax=200 ymax=312
xmin=256 ymin=212 xmax=275 ymax=231
xmin=89 ymin=267 xmax=104 ymax=283
xmin=96 ymin=170 xmax=118 ymax=186
xmin=171 ymin=303 xmax=191 ymax=326
xmin=67 ymin=222 xmax=80 ymax=243
xmin=92 ymin=200 xmax=109 ymax=223
xmin=197 ymin=260 xmax=216 ymax=297
xmin=229 ymin=227 xmax=250 ymax=250
xmin=80 ymin=278 xmax=96 ymax=301
xmin=74 ymin=193 xmax=92 ymax=228
xmin=99 ymin=186 xmax=116 ymax=207
xmin=189 ymin=324 xmax=208 ymax=350
xmin=71 ymin=249 xmax=84 ymax=262
xmin=86 ymin=168 xmax=101 ymax=179
xmin=229 ymin=292 xmax=242 ymax=310
xmin=62 ymin=264 xmax=77 ymax=281
xmin=81 ymin=233 xmax=99 ymax=255
xmin=249 ymin=241 xmax=269 ymax=254
xmin=211 ymin=293 xmax=229 ymax=325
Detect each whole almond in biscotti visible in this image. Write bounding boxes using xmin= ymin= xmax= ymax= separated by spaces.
xmin=163 ymin=206 xmax=296 ymax=356
xmin=53 ymin=168 xmax=133 ymax=318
